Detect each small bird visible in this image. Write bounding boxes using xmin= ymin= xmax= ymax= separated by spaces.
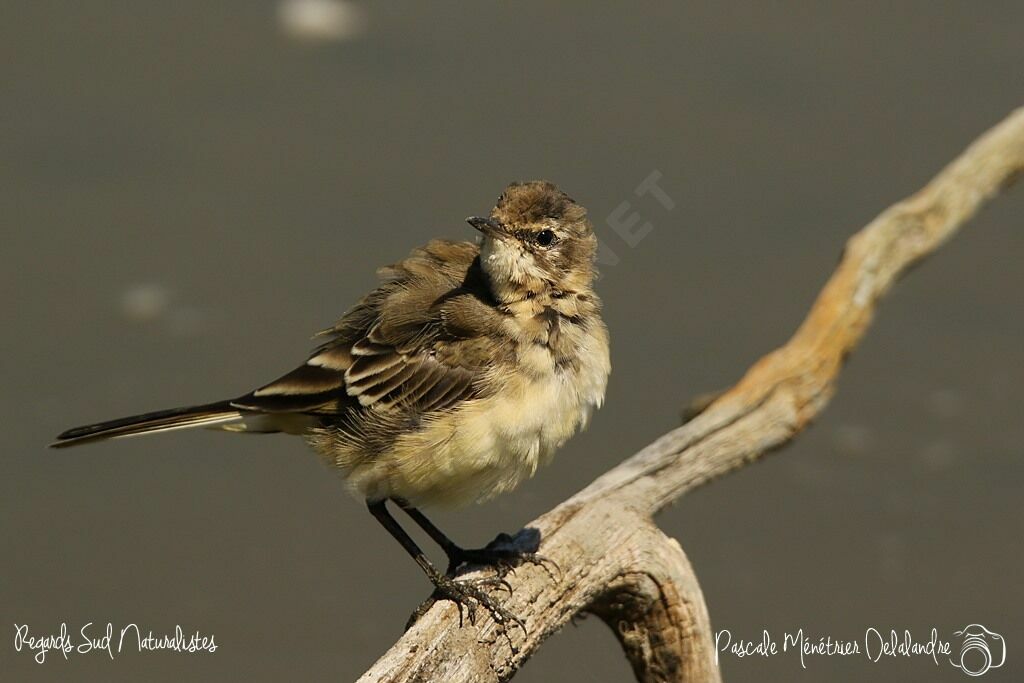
xmin=53 ymin=180 xmax=610 ymax=626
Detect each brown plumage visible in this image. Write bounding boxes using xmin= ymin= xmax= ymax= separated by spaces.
xmin=52 ymin=181 xmax=610 ymax=623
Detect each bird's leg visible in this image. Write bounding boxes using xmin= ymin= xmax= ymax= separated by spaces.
xmin=366 ymin=500 xmax=523 ymax=633
xmin=393 ymin=498 xmax=558 ymax=581
xmin=387 ymin=498 xmax=462 ymax=570
xmin=366 ymin=499 xmax=442 ymax=580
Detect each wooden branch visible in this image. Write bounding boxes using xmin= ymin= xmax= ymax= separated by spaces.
xmin=359 ymin=107 xmax=1024 ymax=683
xmin=587 ymin=518 xmax=719 ymax=683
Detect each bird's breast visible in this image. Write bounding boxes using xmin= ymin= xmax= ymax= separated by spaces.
xmin=331 ymin=314 xmax=610 ymax=509
xmin=412 ymin=319 xmax=608 ymax=506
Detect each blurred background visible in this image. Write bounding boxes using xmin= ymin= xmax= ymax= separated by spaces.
xmin=3 ymin=2 xmax=1022 ymax=681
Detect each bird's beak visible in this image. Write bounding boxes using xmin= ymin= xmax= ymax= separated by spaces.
xmin=466 ymin=216 xmax=508 ymax=240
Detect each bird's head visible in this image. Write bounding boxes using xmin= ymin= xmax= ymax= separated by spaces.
xmin=467 ymin=180 xmax=597 ymax=303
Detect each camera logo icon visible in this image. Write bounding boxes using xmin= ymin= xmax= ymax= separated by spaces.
xmin=949 ymin=624 xmax=1006 ymax=676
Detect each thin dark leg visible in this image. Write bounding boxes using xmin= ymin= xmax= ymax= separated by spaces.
xmin=367 ymin=499 xmax=440 ymax=580
xmin=366 ymin=499 xmax=524 ymax=633
xmin=392 ymin=498 xmax=461 ymax=567
xmin=392 ymin=497 xmax=554 ymax=579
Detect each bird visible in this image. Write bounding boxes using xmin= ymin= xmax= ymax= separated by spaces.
xmin=52 ymin=180 xmax=611 ymax=628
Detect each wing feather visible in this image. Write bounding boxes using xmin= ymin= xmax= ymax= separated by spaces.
xmin=232 ymin=239 xmax=500 ymax=418
xmin=346 ymin=352 xmax=404 ymax=384
xmin=251 ymin=363 xmax=345 ymax=396
xmin=353 ymin=363 xmax=419 ymax=405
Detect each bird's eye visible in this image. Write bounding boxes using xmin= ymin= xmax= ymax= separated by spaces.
xmin=535 ymin=229 xmax=556 ymax=246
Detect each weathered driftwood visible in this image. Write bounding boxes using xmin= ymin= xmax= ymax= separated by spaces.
xmin=359 ymin=107 xmax=1024 ymax=683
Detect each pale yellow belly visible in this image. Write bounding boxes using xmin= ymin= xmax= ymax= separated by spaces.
xmin=341 ymin=352 xmax=607 ymax=507
xmin=322 ymin=320 xmax=611 ymax=507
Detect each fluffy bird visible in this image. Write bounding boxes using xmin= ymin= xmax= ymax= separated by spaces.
xmin=54 ymin=180 xmax=611 ymax=626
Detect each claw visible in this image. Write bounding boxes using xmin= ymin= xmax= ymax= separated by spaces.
xmin=445 ymin=532 xmax=560 ymax=585
xmin=450 ymin=547 xmax=560 ymax=584
xmin=405 ymin=572 xmax=527 ymax=638
xmin=476 ymin=575 xmax=514 ymax=595
xmin=523 ymin=553 xmax=561 ymax=582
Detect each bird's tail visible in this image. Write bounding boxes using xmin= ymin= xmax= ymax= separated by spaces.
xmin=50 ymin=400 xmax=245 ymax=448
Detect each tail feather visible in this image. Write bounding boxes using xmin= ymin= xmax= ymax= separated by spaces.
xmin=50 ymin=401 xmax=244 ymax=449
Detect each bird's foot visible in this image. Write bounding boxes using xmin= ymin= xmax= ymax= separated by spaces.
xmin=444 ymin=532 xmax=560 ymax=580
xmin=405 ymin=571 xmax=524 ymax=638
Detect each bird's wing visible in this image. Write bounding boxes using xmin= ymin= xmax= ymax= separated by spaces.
xmin=230 ymin=240 xmax=506 ymax=416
